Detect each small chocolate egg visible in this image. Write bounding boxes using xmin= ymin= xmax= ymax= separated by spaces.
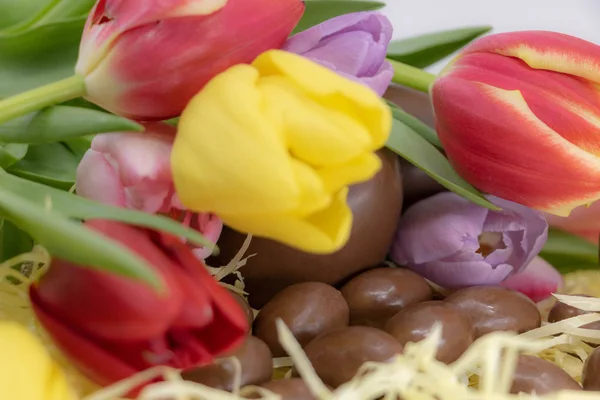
xmin=548 ymin=294 xmax=600 ymax=330
xmin=445 ymin=286 xmax=541 ymax=338
xmin=384 ymin=301 xmax=474 ymax=363
xmin=341 ymin=267 xmax=432 ymax=329
xmin=182 ymin=336 xmax=272 ymax=391
xmin=253 ymin=282 xmax=349 ymax=357
xmin=511 ymin=355 xmax=581 ymax=394
xmin=228 ymin=290 xmax=255 ymax=328
xmin=583 ymin=346 xmax=600 ymax=390
xmin=209 ymin=149 xmax=403 ymax=308
xmin=302 ymin=326 xmax=403 ymax=388
xmin=259 ymin=378 xmax=320 ymax=400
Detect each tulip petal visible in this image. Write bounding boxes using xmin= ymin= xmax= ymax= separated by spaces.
xmin=500 ymin=256 xmax=563 ymax=302
xmin=221 ymin=188 xmax=353 ymax=253
xmin=411 ymin=259 xmax=514 ymax=288
xmin=392 ymin=192 xmax=489 ymax=265
xmin=76 ymin=149 xmax=126 ymax=207
xmin=460 ymin=31 xmax=600 ymax=85
xmin=432 ymin=77 xmax=600 ymax=216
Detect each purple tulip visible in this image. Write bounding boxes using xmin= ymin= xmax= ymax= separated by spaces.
xmin=282 ymin=12 xmax=394 ymax=96
xmin=390 ymin=192 xmax=548 ymax=288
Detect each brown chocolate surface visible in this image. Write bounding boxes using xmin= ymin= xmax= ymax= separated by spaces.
xmin=228 ymin=290 xmax=254 ymax=329
xmin=301 ymin=326 xmax=403 ymax=388
xmin=445 ymin=286 xmax=541 ymax=338
xmin=384 ymin=300 xmax=474 ymax=363
xmin=253 ymin=282 xmax=349 ymax=357
xmin=341 ymin=267 xmax=432 ymax=329
xmin=210 ymin=149 xmax=403 ymax=308
xmin=383 ymin=84 xmax=435 ymax=127
xmin=511 ymin=355 xmax=581 ymax=394
xmin=259 ymin=378 xmax=320 ymax=400
xmin=400 ymin=161 xmax=446 ymax=209
xmin=182 ymin=336 xmax=272 ymax=391
xmin=548 ymin=294 xmax=600 ymax=330
xmin=583 ymin=346 xmax=600 ymax=391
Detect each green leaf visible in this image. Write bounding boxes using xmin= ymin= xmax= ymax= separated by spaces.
xmin=0 ymin=106 xmax=142 ymax=144
xmin=0 ymin=219 xmax=33 ymax=262
xmin=0 ymin=17 xmax=85 ymax=97
xmin=386 ymin=101 xmax=441 ymax=149
xmin=0 ymin=172 xmax=217 ymax=251
xmin=63 ymin=135 xmax=94 ymax=160
xmin=0 ymin=143 xmax=28 ymax=168
xmin=0 ymin=180 xmax=161 ymax=287
xmin=7 ymin=143 xmax=79 ymax=189
xmin=387 ymin=26 xmax=493 ymax=68
xmin=1 ymin=0 xmax=93 ymax=33
xmin=386 ymin=119 xmax=498 ymax=210
xmin=539 ymin=228 xmax=599 ymax=273
xmin=294 ymin=0 xmax=385 ymax=33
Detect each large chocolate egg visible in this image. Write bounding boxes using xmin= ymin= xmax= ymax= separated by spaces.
xmin=211 ymin=149 xmax=403 ymax=308
xmin=384 ymin=84 xmax=435 ymax=127
xmin=511 ymin=355 xmax=581 ymax=394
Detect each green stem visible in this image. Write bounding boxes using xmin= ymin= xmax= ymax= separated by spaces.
xmin=388 ymin=59 xmax=436 ymax=93
xmin=0 ymin=75 xmax=86 ymax=124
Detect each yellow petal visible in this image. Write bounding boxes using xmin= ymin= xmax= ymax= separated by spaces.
xmin=252 ymin=50 xmax=392 ymax=149
xmin=221 ymin=188 xmax=352 ymax=253
xmin=0 ymin=322 xmax=75 ymax=400
xmin=258 ymin=76 xmax=374 ymax=166
xmin=172 ymin=64 xmax=299 ymax=215
xmin=318 ymin=152 xmax=382 ymax=194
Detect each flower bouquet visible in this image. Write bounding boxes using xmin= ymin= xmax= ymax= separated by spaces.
xmin=1 ymin=0 xmax=600 ymax=399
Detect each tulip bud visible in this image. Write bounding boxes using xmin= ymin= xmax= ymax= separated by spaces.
xmin=545 ymin=201 xmax=600 ymax=243
xmin=30 ymin=220 xmax=248 ymax=387
xmin=0 ymin=321 xmax=76 ymax=400
xmin=500 ymin=256 xmax=563 ymax=303
xmin=390 ymin=192 xmax=548 ymax=288
xmin=76 ymin=0 xmax=306 ymax=119
xmin=171 ymin=49 xmax=392 ymax=254
xmin=282 ymin=12 xmax=394 ymax=96
xmin=431 ymin=31 xmax=600 ymax=217
xmin=76 ymin=122 xmax=222 ymax=259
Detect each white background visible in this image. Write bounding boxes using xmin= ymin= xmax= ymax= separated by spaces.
xmin=380 ymin=0 xmax=600 ymax=72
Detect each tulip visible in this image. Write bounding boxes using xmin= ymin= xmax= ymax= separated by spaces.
xmin=171 ymin=49 xmax=392 ymax=254
xmin=282 ymin=12 xmax=394 ymax=96
xmin=500 ymin=256 xmax=563 ymax=303
xmin=0 ymin=321 xmax=76 ymax=400
xmin=29 ymin=219 xmax=248 ymax=387
xmin=76 ymin=0 xmax=306 ymax=119
xmin=545 ymin=201 xmax=600 ymax=243
xmin=76 ymin=122 xmax=222 ymax=259
xmin=431 ymin=31 xmax=600 ymax=217
xmin=390 ymin=192 xmax=548 ymax=288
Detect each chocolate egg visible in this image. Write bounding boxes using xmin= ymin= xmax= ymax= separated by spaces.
xmin=445 ymin=286 xmax=541 ymax=338
xmin=253 ymin=282 xmax=349 ymax=357
xmin=384 ymin=84 xmax=435 ymax=127
xmin=302 ymin=326 xmax=403 ymax=388
xmin=384 ymin=301 xmax=474 ymax=363
xmin=259 ymin=379 xmax=320 ymax=400
xmin=548 ymin=294 xmax=600 ymax=330
xmin=401 ymin=160 xmax=446 ymax=210
xmin=182 ymin=336 xmax=272 ymax=391
xmin=583 ymin=346 xmax=600 ymax=390
xmin=341 ymin=267 xmax=432 ymax=329
xmin=228 ymin=290 xmax=255 ymax=328
xmin=511 ymin=355 xmax=581 ymax=394
xmin=210 ymin=149 xmax=403 ymax=308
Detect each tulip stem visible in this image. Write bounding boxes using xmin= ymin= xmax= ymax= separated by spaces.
xmin=0 ymin=75 xmax=86 ymax=124
xmin=388 ymin=59 xmax=436 ymax=93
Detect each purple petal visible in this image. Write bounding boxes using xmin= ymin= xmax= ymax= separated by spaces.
xmin=501 ymin=257 xmax=563 ymax=302
xmin=391 ymin=192 xmax=488 ymax=265
xmin=409 ymin=259 xmax=514 ymax=288
xmin=302 ymin=31 xmax=372 ymax=75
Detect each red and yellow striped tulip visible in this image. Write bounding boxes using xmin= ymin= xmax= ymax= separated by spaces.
xmin=431 ymin=31 xmax=600 ymax=216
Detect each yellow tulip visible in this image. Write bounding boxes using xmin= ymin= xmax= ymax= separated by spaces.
xmin=0 ymin=321 xmax=76 ymax=400
xmin=171 ymin=49 xmax=392 ymax=253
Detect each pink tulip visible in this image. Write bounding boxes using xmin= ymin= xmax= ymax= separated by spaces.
xmin=75 ymin=0 xmax=306 ymax=119
xmin=545 ymin=202 xmax=600 ymax=243
xmin=76 ymin=122 xmax=222 ymax=259
xmin=500 ymin=256 xmax=563 ymax=303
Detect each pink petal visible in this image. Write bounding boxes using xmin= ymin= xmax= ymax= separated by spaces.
xmin=76 ymin=149 xmax=126 ymax=206
xmin=500 ymin=256 xmax=563 ymax=303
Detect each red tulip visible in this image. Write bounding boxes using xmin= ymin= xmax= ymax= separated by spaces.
xmin=431 ymin=31 xmax=600 ymax=217
xmin=29 ymin=220 xmax=248 ymax=388
xmin=75 ymin=0 xmax=306 ymax=119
